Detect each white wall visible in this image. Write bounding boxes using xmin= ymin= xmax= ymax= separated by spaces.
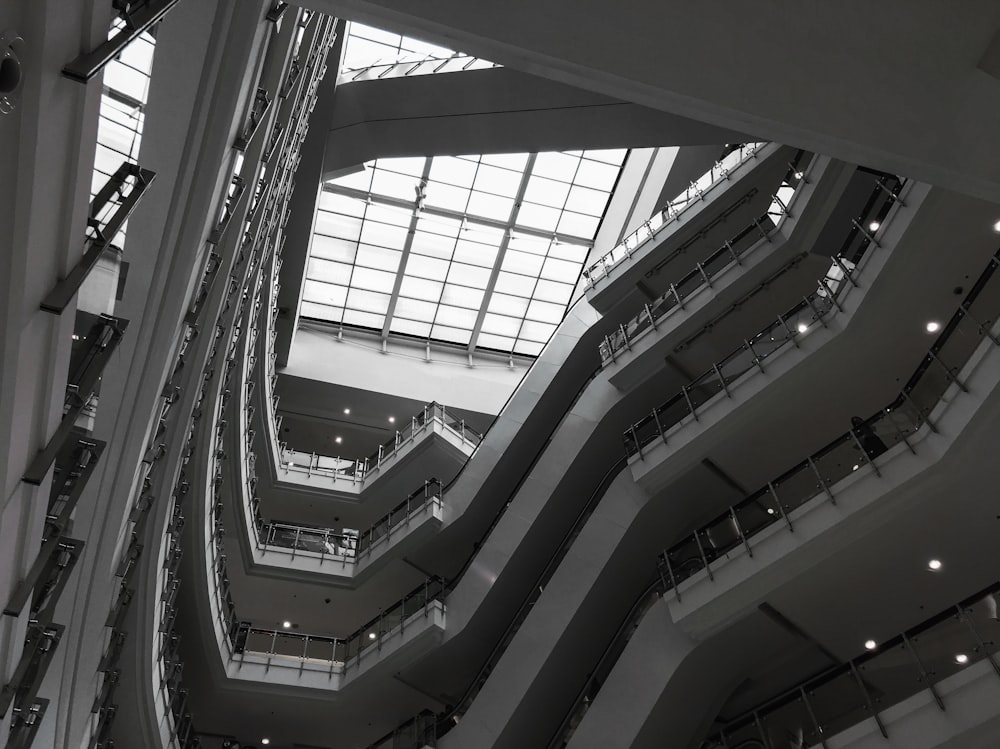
xmin=284 ymin=324 xmax=530 ymax=414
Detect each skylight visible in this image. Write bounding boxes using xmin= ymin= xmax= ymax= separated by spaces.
xmin=343 ymin=23 xmax=463 ymax=70
xmin=301 ymin=150 xmax=627 ymax=356
xmin=90 ymin=18 xmax=156 ymax=247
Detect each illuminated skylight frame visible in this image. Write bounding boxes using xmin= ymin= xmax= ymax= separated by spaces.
xmin=302 ymin=150 xmax=628 ymax=356
xmin=342 ymin=22 xmax=465 ymax=71
xmin=90 ymin=18 xmax=156 ymax=247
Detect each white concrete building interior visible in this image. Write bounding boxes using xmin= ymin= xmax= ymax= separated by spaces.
xmin=2 ymin=1 xmax=1000 ymax=748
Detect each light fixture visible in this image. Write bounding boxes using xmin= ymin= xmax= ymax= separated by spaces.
xmin=72 ymin=334 xmax=80 ymax=340
xmin=864 ymin=639 xmax=877 ymax=650
xmin=868 ymin=220 xmax=881 ymax=232
xmin=343 ymin=408 xmax=350 ymax=415
xmin=852 ymin=464 xmax=859 ymax=471
xmin=262 ymin=740 xmax=270 ymax=746
xmin=794 ymin=171 xmax=803 ymax=180
xmin=368 ymin=632 xmax=377 ymax=640
xmin=282 ymin=621 xmax=291 ymax=628
xmin=766 ymin=507 xmax=776 ymax=515
xmin=955 ymin=653 xmax=969 ymax=664
xmin=797 ymin=323 xmax=808 ymax=334
xmin=388 ymin=416 xmax=395 ymax=424
xmin=993 ymin=219 xmax=1000 ymax=233
xmin=926 ymin=321 xmax=941 ymax=333
xmin=335 ymin=436 xmax=342 ymax=444
xmin=928 ymin=558 xmax=943 ymax=571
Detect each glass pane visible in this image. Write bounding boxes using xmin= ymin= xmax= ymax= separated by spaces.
xmin=807 ymin=667 xmax=871 ymax=740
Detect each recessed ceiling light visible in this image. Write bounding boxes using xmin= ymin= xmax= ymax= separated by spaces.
xmin=343 ymin=408 xmax=350 ymax=415
xmin=335 ymin=436 xmax=342 ymax=444
xmin=368 ymin=632 xmax=377 ymax=640
xmin=852 ymin=464 xmax=859 ymax=471
xmin=928 ymin=558 xmax=943 ymax=571
xmin=955 ymin=653 xmax=969 ymax=664
xmin=797 ymin=323 xmax=808 ymax=334
xmin=864 ymin=639 xmax=877 ymax=651
xmin=926 ymin=321 xmax=941 ymax=333
xmin=993 ymin=219 xmax=1000 ymax=233
xmin=282 ymin=621 xmax=291 ymax=628
xmin=868 ymin=220 xmax=881 ymax=232
xmin=388 ymin=416 xmax=395 ymax=424
xmin=262 ymin=740 xmax=270 ymax=746
xmin=766 ymin=507 xmax=776 ymax=515
xmin=794 ymin=171 xmax=803 ymax=180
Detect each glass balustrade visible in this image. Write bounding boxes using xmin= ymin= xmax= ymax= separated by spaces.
xmin=583 ymin=143 xmax=770 ymax=288
xmin=600 ymin=152 xmax=810 ymax=364
xmin=273 ymin=402 xmax=482 ymax=484
xmin=227 ymin=577 xmax=447 ymax=669
xmin=250 ymin=478 xmax=444 ymax=563
xmin=658 ymin=250 xmax=1000 ymax=595
xmin=700 ymin=583 xmax=1000 ymax=749
xmin=624 ymin=175 xmax=906 ymax=458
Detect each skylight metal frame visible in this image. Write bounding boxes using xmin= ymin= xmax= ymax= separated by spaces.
xmin=304 ymin=149 xmax=626 ymax=356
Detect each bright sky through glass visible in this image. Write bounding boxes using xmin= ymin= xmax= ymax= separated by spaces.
xmin=302 ymin=150 xmax=628 ymax=356
xmin=342 ymin=22 xmax=465 ymax=70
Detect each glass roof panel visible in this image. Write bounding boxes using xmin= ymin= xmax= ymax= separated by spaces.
xmin=305 ymin=148 xmax=628 ymax=353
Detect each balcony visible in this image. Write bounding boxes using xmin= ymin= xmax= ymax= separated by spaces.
xmin=583 ymin=142 xmax=789 ymax=312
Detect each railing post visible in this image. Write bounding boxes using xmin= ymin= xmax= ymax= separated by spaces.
xmin=645 ymin=303 xmax=658 ymax=332
xmin=652 ymin=409 xmax=666 ymax=444
xmin=713 ymin=363 xmax=731 ymax=398
xmin=799 ymin=687 xmax=830 ymax=749
xmin=818 ymin=278 xmax=844 ymax=312
xmin=902 ymin=388 xmax=937 ymax=433
xmin=767 ymin=482 xmax=793 ymax=531
xmin=849 ymin=427 xmax=882 ymax=478
xmin=831 ymin=256 xmax=858 ymax=287
xmin=630 ymin=425 xmax=643 ymax=460
xmin=851 ymin=218 xmax=880 ymax=248
xmin=696 ymin=262 xmax=712 ymax=287
xmin=752 ymin=712 xmax=774 ymax=749
xmin=661 ymin=552 xmax=680 ymax=602
xmin=928 ymin=350 xmax=968 ymax=392
xmin=619 ymin=323 xmax=630 ymax=351
xmin=849 ymin=660 xmax=888 ymax=738
xmin=958 ymin=604 xmax=1000 ymax=680
xmin=808 ymin=457 xmax=835 ymax=505
xmin=804 ymin=295 xmax=829 ymax=328
xmin=693 ymin=532 xmax=713 ymax=581
xmin=745 ymin=339 xmax=764 ymax=373
xmin=901 ymin=632 xmax=946 ymax=711
xmin=725 ymin=240 xmax=741 ymax=266
xmin=777 ymin=312 xmax=799 ymax=348
xmin=731 ymin=506 xmax=752 ymax=558
xmin=670 ymin=283 xmax=684 ymax=310
xmin=681 ymin=385 xmax=698 ymax=422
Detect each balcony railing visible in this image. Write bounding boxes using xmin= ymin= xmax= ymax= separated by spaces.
xmin=227 ymin=577 xmax=447 ymax=671
xmin=583 ymin=142 xmax=770 ymax=289
xmin=623 ymin=174 xmax=906 ymax=458
xmin=700 ymin=583 xmax=1000 ymax=749
xmin=249 ymin=478 xmax=443 ymax=564
xmin=275 ymin=403 xmax=481 ymax=485
xmin=657 ymin=248 xmax=1000 ymax=596
xmin=600 ymin=151 xmax=810 ymax=364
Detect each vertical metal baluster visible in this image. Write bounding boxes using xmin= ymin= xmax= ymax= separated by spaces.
xmin=681 ymin=385 xmax=698 ymax=422
xmin=753 ymin=711 xmax=775 ymax=749
xmin=804 ymin=295 xmax=828 ymax=328
xmin=671 ymin=283 xmax=684 ymax=310
xmin=902 ymin=387 xmax=937 ymax=433
xmin=778 ymin=313 xmax=800 ymax=348
xmin=928 ymin=350 xmax=968 ymax=392
xmin=808 ymin=457 xmax=835 ymax=505
xmin=713 ymin=363 xmax=731 ymax=398
xmin=645 ymin=303 xmax=658 ymax=332
xmin=694 ymin=532 xmax=713 ymax=581
xmin=959 ymin=604 xmax=1000 ymax=680
xmin=662 ymin=552 xmax=680 ymax=602
xmin=849 ymin=427 xmax=882 ymax=477
xmin=799 ymin=686 xmax=829 ymax=749
xmin=731 ymin=506 xmax=752 ymax=558
xmin=849 ymin=661 xmax=888 ymax=738
xmin=901 ymin=633 xmax=945 ymax=711
xmin=768 ymin=482 xmax=793 ymax=531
